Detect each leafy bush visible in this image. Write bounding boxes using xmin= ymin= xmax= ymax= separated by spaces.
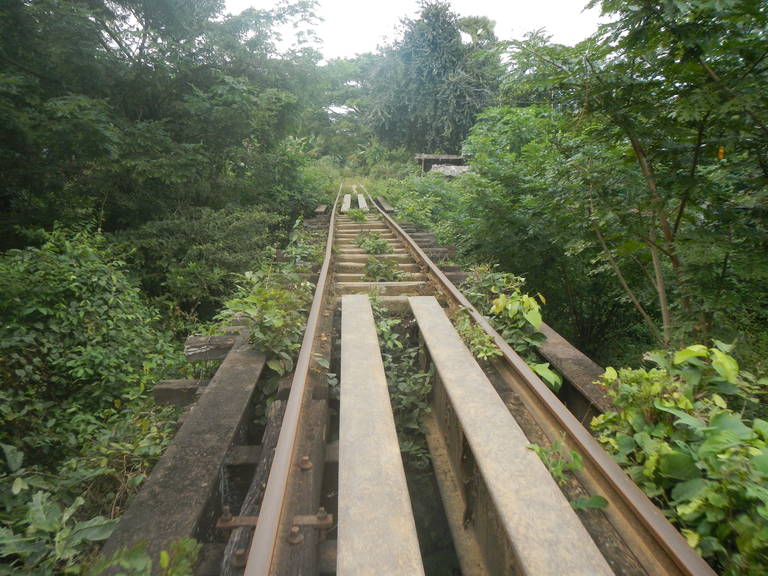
xmin=111 ymin=207 xmax=286 ymax=320
xmin=0 ymin=230 xmax=181 ymax=411
xmin=363 ymin=257 xmax=404 ymax=282
xmin=460 ymin=265 xmax=562 ymax=391
xmin=373 ymin=310 xmax=432 ymax=470
xmin=0 ymin=231 xmax=182 ymax=573
xmin=453 ymin=308 xmax=501 ymax=361
xmin=591 ymin=343 xmax=768 ymax=574
xmin=356 ymin=232 xmax=390 ymax=255
xmin=346 ymin=208 xmax=367 ymax=222
xmin=218 ymin=223 xmax=322 ymax=375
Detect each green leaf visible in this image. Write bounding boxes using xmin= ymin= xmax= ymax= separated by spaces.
xmin=530 ymin=362 xmax=562 ymax=392
xmin=681 ymin=528 xmax=700 ymax=549
xmin=752 ymin=455 xmax=768 ymax=477
xmin=1 ymin=443 xmax=24 ymax=472
xmin=603 ymin=366 xmax=618 ymax=382
xmin=673 ymin=345 xmax=708 ymax=365
xmin=11 ymin=477 xmax=28 ymax=495
xmin=522 ymin=307 xmax=542 ymax=330
xmin=698 ymin=430 xmax=740 ymax=459
xmin=709 ymin=412 xmax=752 ymax=440
xmin=653 ymin=402 xmax=706 ymax=432
xmin=659 ymin=451 xmax=700 ymax=480
xmin=571 ymin=495 xmax=608 ymax=510
xmin=752 ymin=419 xmax=768 ymax=442
xmin=671 ymin=478 xmax=708 ymax=502
xmin=26 ymin=492 xmax=62 ymax=532
xmin=710 ymin=349 xmax=739 ymax=384
xmin=712 ymin=340 xmax=735 ymax=353
xmin=67 ymin=516 xmax=117 ymax=545
xmin=160 ymin=550 xmax=170 ymax=569
xmin=267 ymin=358 xmax=285 ymax=375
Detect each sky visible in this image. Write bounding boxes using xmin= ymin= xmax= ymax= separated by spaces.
xmin=224 ymin=0 xmax=606 ymax=60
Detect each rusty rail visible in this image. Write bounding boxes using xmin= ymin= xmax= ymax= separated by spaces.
xmin=242 ymin=186 xmax=341 ymax=575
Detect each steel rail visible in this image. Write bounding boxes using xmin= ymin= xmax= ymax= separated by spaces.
xmin=365 ymin=188 xmax=715 ymax=576
xmin=243 ymin=185 xmax=341 ymax=576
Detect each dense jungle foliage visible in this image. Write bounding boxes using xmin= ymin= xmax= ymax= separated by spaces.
xmin=1 ymin=0 xmax=767 ymax=573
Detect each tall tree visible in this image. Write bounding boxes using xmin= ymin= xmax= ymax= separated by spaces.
xmin=363 ymin=1 xmax=502 ymax=153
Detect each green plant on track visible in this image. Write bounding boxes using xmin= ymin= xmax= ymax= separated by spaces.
xmin=363 ymin=257 xmax=404 ymax=282
xmin=371 ymin=301 xmax=433 ymax=470
xmin=346 ymin=208 xmax=367 ymax=222
xmin=356 ymin=231 xmax=390 ymax=255
xmin=591 ymin=342 xmax=768 ymax=574
xmin=453 ymin=308 xmax=501 ymax=361
xmin=527 ymin=438 xmax=609 ymax=511
xmin=460 ymin=265 xmax=562 ymax=391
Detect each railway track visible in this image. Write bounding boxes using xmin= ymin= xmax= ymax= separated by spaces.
xmin=103 ymin=183 xmax=716 ymax=575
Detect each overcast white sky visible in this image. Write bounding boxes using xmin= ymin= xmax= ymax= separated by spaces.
xmin=224 ymin=0 xmax=606 ymax=60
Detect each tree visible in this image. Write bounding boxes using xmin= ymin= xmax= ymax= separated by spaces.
xmin=362 ymin=1 xmax=502 ymax=153
xmin=0 ymin=0 xmax=320 ymax=245
xmin=478 ymin=0 xmax=768 ymax=356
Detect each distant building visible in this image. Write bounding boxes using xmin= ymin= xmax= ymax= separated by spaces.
xmin=414 ymin=153 xmax=465 ymax=172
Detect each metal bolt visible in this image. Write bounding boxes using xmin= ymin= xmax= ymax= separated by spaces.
xmin=316 ymin=506 xmax=328 ymax=520
xmin=288 ymin=525 xmax=304 ymax=545
xmin=233 ymin=548 xmax=247 ymax=567
xmin=221 ymin=505 xmax=232 ymax=523
xmin=299 ymin=455 xmax=313 ymax=470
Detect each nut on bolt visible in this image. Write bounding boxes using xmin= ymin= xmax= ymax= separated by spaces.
xmin=299 ymin=455 xmax=313 ymax=470
xmin=316 ymin=506 xmax=328 ymax=521
xmin=288 ymin=525 xmax=304 ymax=545
xmin=221 ymin=505 xmax=232 ymax=523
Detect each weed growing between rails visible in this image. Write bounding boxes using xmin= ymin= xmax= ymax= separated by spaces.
xmin=369 ymin=297 xmax=460 ymax=574
xmin=363 ymin=257 xmax=405 ymax=282
xmin=356 ymin=231 xmax=390 ymax=255
xmin=592 ymin=344 xmax=768 ymax=575
xmin=346 ymin=208 xmax=367 ymax=222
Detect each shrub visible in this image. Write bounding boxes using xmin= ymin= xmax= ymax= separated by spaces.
xmin=460 ymin=265 xmax=562 ymax=391
xmin=591 ymin=343 xmax=768 ymax=574
xmin=363 ymin=257 xmax=403 ymax=282
xmin=0 ymin=230 xmax=181 ymax=410
xmin=0 ymin=230 xmax=182 ymax=574
xmin=111 ymin=207 xmax=286 ymax=320
xmin=346 ymin=208 xmax=367 ymax=222
xmin=218 ymin=223 xmax=322 ymax=375
xmin=356 ymin=231 xmax=390 ymax=255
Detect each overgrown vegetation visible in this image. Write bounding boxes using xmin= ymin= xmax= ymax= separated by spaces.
xmin=0 ymin=231 xmax=183 ymax=574
xmin=371 ymin=301 xmax=432 ymax=470
xmin=218 ymin=224 xmax=323 ymax=376
xmin=346 ymin=208 xmax=368 ymax=222
xmin=363 ymin=257 xmax=404 ymax=282
xmin=592 ymin=344 xmax=768 ymax=574
xmin=527 ymin=439 xmax=609 ymax=511
xmin=452 ymin=308 xmax=501 ymax=361
xmin=356 ymin=231 xmax=390 ymax=255
xmin=459 ymin=265 xmax=562 ymax=391
xmin=2 ymin=0 xmax=766 ymax=573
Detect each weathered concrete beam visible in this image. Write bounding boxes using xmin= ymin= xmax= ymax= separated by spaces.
xmin=101 ymin=337 xmax=266 ymax=570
